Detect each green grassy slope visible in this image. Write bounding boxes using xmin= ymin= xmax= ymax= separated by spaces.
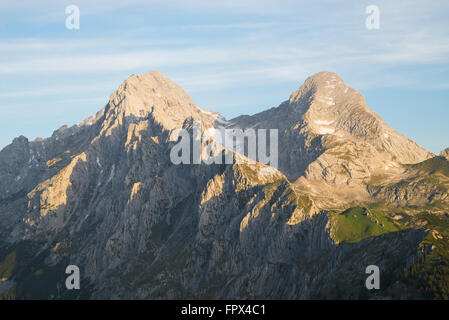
xmin=330 ymin=206 xmax=402 ymax=244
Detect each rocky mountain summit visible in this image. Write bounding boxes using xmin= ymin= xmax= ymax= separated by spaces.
xmin=229 ymin=71 xmax=434 ymax=207
xmin=0 ymin=71 xmax=448 ymax=300
xmin=441 ymin=148 xmax=449 ymax=161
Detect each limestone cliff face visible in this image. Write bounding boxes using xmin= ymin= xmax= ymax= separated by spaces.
xmin=0 ymin=71 xmax=444 ymax=300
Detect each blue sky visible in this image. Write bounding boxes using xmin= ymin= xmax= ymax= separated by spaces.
xmin=1 ymin=0 xmax=448 ymax=153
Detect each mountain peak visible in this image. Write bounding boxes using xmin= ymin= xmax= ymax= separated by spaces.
xmin=295 ymin=71 xmax=344 ymax=93
xmin=12 ymin=135 xmax=29 ymax=145
xmin=288 ymin=72 xmax=433 ymax=163
xmin=231 ymin=70 xmax=433 ymax=182
xmin=441 ymin=148 xmax=449 ymax=160
xmin=102 ymin=70 xmax=217 ymax=132
xmin=287 ymin=71 xmax=369 ymax=132
xmin=113 ymin=70 xmax=189 ymax=107
xmin=305 ymin=71 xmax=343 ymax=84
xmin=288 ymin=71 xmax=363 ymax=110
xmin=127 ymin=70 xmax=176 ymax=90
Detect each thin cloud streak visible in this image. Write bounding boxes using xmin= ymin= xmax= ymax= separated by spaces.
xmin=2 ymin=31 xmax=448 ymax=76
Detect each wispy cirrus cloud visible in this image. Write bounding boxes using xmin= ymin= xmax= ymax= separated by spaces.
xmin=1 ymin=27 xmax=448 ymax=90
